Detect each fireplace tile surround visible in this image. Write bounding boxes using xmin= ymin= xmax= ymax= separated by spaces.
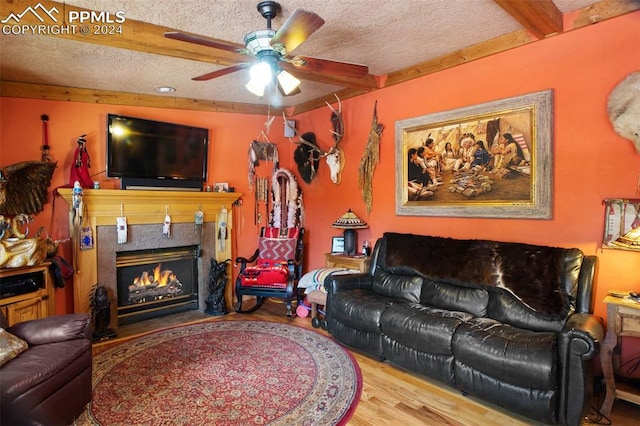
xmin=58 ymin=189 xmax=240 ymax=331
xmin=99 ymin=224 xmax=212 ymax=326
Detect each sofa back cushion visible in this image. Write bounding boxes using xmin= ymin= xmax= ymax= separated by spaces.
xmin=488 ymin=291 xmax=566 ymax=332
xmin=376 ymin=233 xmax=584 ymax=330
xmin=372 ymin=270 xmax=423 ymax=303
xmin=421 ymin=279 xmax=489 ymax=318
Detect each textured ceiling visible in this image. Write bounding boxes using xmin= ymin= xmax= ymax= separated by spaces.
xmin=0 ymin=0 xmax=622 ymax=112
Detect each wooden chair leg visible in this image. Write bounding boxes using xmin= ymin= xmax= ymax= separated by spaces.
xmin=235 ymin=295 xmax=266 ymax=314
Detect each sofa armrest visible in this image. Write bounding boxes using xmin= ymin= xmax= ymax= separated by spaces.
xmin=557 ymin=312 xmax=604 ymax=425
xmin=325 ymin=272 xmax=372 ymax=294
xmin=6 ymin=314 xmax=91 ymax=346
xmin=559 ymin=313 xmax=603 ymax=359
xmin=576 ymin=255 xmax=597 ymax=313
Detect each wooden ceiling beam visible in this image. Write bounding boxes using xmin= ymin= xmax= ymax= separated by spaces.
xmin=493 ymin=0 xmax=564 ymax=38
xmin=0 ymin=80 xmax=276 ymax=115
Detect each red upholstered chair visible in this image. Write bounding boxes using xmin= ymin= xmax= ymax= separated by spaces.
xmin=235 ymin=227 xmax=304 ymax=316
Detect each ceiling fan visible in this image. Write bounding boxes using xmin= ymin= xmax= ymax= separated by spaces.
xmin=164 ymin=1 xmax=369 ymax=97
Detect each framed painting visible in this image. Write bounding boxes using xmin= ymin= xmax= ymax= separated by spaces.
xmin=395 ymin=90 xmax=553 ymax=219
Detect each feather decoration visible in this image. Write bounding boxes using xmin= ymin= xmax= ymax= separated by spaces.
xmin=0 ymin=161 xmax=57 ymax=216
xmin=358 ymin=101 xmax=384 ymax=214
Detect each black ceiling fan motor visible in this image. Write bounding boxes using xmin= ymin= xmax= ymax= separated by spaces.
xmin=257 ymin=1 xmax=281 ymax=29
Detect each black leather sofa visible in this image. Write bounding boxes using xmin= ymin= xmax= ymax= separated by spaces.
xmin=325 ymin=232 xmax=604 ymax=425
xmin=0 ymin=311 xmax=92 ymax=426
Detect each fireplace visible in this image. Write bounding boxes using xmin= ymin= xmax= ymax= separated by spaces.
xmin=57 ymin=188 xmax=240 ymax=330
xmin=96 ymin=222 xmax=216 ymax=330
xmin=116 ymin=246 xmax=199 ymax=325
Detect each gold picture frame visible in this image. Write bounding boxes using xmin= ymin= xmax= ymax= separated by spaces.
xmin=395 ymin=90 xmax=553 ymax=219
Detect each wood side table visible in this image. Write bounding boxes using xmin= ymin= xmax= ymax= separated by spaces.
xmin=600 ymin=295 xmax=640 ymax=417
xmin=324 ymin=253 xmax=370 ymax=273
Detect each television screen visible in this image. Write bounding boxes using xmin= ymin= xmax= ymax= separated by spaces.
xmin=107 ymin=114 xmax=209 ymax=189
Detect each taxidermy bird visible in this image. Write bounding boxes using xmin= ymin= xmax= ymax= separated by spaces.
xmin=0 ymin=161 xmax=57 ymax=217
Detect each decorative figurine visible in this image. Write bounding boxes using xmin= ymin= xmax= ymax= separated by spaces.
xmin=205 ymin=258 xmax=230 ymax=316
xmin=91 ymin=285 xmax=116 ymax=342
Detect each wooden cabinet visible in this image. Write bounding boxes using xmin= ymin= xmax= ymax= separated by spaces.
xmin=324 ymin=253 xmax=370 ymax=273
xmin=0 ymin=263 xmax=54 ymax=326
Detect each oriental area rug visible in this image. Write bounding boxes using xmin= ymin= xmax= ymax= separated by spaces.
xmin=76 ymin=320 xmax=362 ymax=425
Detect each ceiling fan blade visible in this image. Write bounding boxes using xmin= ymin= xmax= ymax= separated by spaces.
xmin=193 ymin=63 xmax=250 ymax=81
xmin=270 ymin=9 xmax=325 ymax=53
xmin=290 ymin=56 xmax=369 ymax=78
xmin=164 ymin=31 xmax=245 ymax=54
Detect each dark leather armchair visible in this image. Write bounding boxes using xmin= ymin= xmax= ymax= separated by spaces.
xmin=0 ymin=311 xmax=92 ymax=426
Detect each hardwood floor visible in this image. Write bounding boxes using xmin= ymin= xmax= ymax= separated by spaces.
xmin=100 ymin=300 xmax=640 ymax=426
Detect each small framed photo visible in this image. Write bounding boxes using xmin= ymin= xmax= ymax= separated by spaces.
xmin=331 ymin=236 xmax=345 ymax=253
xmin=214 ymin=182 xmax=229 ymax=193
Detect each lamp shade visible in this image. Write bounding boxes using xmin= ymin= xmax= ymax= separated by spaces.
xmin=331 ymin=209 xmax=368 ymax=229
xmin=331 ymin=209 xmax=368 ymax=256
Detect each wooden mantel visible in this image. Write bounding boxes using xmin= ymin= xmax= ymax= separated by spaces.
xmin=57 ymin=188 xmax=241 ymax=315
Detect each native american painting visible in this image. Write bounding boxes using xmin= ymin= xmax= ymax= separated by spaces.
xmin=395 ymin=90 xmax=553 ymax=219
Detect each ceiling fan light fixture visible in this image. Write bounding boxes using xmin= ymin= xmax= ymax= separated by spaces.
xmin=276 ymin=69 xmax=300 ymax=95
xmin=245 ymin=79 xmax=266 ymax=97
xmin=249 ymin=60 xmax=273 ymax=87
xmin=244 ymin=29 xmax=276 ymax=55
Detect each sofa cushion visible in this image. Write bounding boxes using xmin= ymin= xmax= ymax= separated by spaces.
xmin=421 ymin=279 xmax=488 ymax=318
xmin=381 ymin=303 xmax=473 ymax=355
xmin=0 ymin=339 xmax=91 ymax=400
xmin=372 ymin=270 xmax=423 ymax=303
xmin=452 ymin=317 xmax=558 ymax=390
xmin=488 ymin=291 xmax=567 ymax=333
xmin=329 ymin=288 xmax=396 ymax=333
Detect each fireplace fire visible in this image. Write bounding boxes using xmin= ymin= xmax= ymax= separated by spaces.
xmin=127 ymin=263 xmax=183 ymax=304
xmin=116 ymin=246 xmax=199 ymax=325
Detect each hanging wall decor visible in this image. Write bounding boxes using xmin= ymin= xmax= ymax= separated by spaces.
xmin=607 ymin=71 xmax=640 ymax=154
xmin=359 ymin=101 xmax=383 ymax=215
xmin=603 ymin=198 xmax=640 ymax=251
xmin=271 ymin=168 xmax=303 ymax=231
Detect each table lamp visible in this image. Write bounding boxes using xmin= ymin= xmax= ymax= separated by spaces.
xmin=331 ymin=209 xmax=368 ymax=256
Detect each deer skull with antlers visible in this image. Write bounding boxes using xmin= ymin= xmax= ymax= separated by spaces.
xmin=286 ymin=94 xmax=345 ymax=184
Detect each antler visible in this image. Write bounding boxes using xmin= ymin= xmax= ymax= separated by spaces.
xmin=284 ymin=113 xmax=331 ymax=156
xmin=325 ymin=94 xmax=344 ymax=152
xmin=284 ymin=93 xmax=345 ymax=157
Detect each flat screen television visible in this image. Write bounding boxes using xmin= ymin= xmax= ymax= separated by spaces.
xmin=107 ymin=114 xmax=209 ymax=190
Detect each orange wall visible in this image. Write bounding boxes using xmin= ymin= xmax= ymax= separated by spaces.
xmin=1 ymin=12 xmax=639 ymax=319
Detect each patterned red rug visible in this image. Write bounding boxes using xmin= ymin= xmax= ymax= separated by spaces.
xmin=77 ymin=320 xmax=362 ymax=425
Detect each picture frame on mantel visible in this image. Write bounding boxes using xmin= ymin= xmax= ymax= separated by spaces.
xmin=395 ymin=90 xmax=553 ymax=219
